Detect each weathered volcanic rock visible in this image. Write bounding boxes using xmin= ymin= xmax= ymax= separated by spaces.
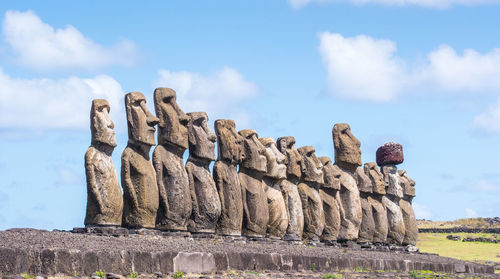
xmin=355 ymin=168 xmax=375 ymax=243
xmin=376 ymin=142 xmax=404 ymax=166
xmin=364 ymin=162 xmax=388 ymax=243
xmin=276 ymin=136 xmax=304 ymax=241
xmin=260 ymin=137 xmax=288 ymax=239
xmin=85 ymin=99 xmax=123 ymax=227
xmin=213 ymin=119 xmax=244 ymax=236
xmin=297 ymin=146 xmax=325 ymax=241
xmin=121 ymin=92 xmax=160 ymax=228
xmin=398 ymin=169 xmax=417 ymax=246
xmin=185 ymin=112 xmax=221 ymax=233
xmin=381 ymin=165 xmax=405 ymax=245
xmin=239 ymin=129 xmax=269 ymax=238
xmin=332 ymin=123 xmax=362 ymax=172
xmin=318 ymin=157 xmax=341 ymax=242
xmin=153 ymin=88 xmax=192 ymax=231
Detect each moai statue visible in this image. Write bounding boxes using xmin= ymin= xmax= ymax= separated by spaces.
xmin=259 ymin=137 xmax=289 ymax=239
xmin=153 ymin=88 xmax=192 ymax=231
xmin=238 ymin=129 xmax=269 ymax=238
xmin=121 ymin=92 xmax=160 ymax=228
xmin=364 ymin=162 xmax=388 ymax=243
xmin=85 ymin=99 xmax=123 ymax=226
xmin=332 ymin=123 xmax=363 ymax=241
xmin=318 ymin=156 xmax=342 ymax=244
xmin=185 ymin=112 xmax=221 ymax=233
xmin=213 ymin=119 xmax=245 ymax=236
xmin=398 ymin=169 xmax=417 ymax=246
xmin=277 ymin=136 xmax=304 ymax=241
xmin=377 ymin=142 xmax=405 ymax=245
xmin=355 ymin=167 xmax=375 ymax=244
xmin=297 ymin=146 xmax=325 ymax=242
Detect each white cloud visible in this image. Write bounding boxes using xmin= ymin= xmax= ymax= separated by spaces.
xmin=154 ymin=67 xmax=259 ymax=127
xmin=465 ymin=208 xmax=477 ymax=218
xmin=289 ymin=0 xmax=500 ymax=10
xmin=3 ymin=10 xmax=137 ymax=70
xmin=413 ymin=202 xmax=433 ymax=219
xmin=474 ymin=98 xmax=500 ymax=133
xmin=0 ymin=67 xmax=124 ymax=130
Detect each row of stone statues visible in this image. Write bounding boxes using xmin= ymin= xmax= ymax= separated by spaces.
xmin=85 ymin=88 xmax=417 ymax=246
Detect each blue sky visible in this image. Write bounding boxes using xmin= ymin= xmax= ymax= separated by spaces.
xmin=0 ymin=0 xmax=499 ymax=230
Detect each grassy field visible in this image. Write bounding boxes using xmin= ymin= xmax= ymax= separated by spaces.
xmin=416 ymin=232 xmax=500 ymax=273
xmin=417 ymin=218 xmax=500 ymax=229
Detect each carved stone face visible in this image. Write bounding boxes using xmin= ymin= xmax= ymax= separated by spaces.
xmin=398 ymin=169 xmax=416 ymax=197
xmin=259 ymin=137 xmax=286 ymax=180
xmin=277 ymin=136 xmax=304 ymax=181
xmin=332 ymin=123 xmax=362 ymax=171
xmin=297 ymin=146 xmax=324 ymax=185
xmin=319 ymin=156 xmax=341 ymax=190
xmin=381 ymin=165 xmax=403 ymax=198
xmin=214 ymin=119 xmax=245 ymax=164
xmin=187 ymin=112 xmax=216 ymax=161
xmin=364 ymin=162 xmax=386 ymax=195
xmin=91 ymin=99 xmax=116 ymax=147
xmin=154 ymin=87 xmax=189 ymax=149
xmin=355 ymin=167 xmax=372 ymax=193
xmin=125 ymin=92 xmax=159 ymax=146
xmin=239 ymin=129 xmax=267 ymax=173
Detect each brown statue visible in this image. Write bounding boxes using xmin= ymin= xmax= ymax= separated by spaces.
xmin=121 ymin=92 xmax=160 ymax=228
xmin=318 ymin=156 xmax=342 ymax=244
xmin=185 ymin=112 xmax=221 ymax=233
xmin=213 ymin=119 xmax=245 ymax=236
xmin=355 ymin=167 xmax=375 ymax=243
xmin=238 ymin=129 xmax=269 ymax=237
xmin=398 ymin=169 xmax=417 ymax=246
xmin=153 ymin=88 xmax=192 ymax=231
xmin=332 ymin=123 xmax=362 ymax=241
xmin=297 ymin=146 xmax=325 ymax=241
xmin=85 ymin=99 xmax=123 ymax=226
xmin=364 ymin=162 xmax=388 ymax=243
xmin=260 ymin=137 xmax=289 ymax=239
xmin=381 ymin=164 xmax=405 ymax=245
xmin=277 ymin=136 xmax=304 ymax=241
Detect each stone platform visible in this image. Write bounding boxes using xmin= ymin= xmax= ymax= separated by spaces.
xmin=0 ymin=229 xmax=494 ymax=277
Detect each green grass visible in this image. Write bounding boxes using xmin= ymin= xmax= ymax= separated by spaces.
xmin=417 ymin=232 xmax=499 ymax=265
xmin=417 ymin=218 xmax=500 ymax=229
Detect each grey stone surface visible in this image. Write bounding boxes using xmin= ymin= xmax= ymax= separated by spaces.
xmin=276 ymin=136 xmax=304 ymax=241
xmin=332 ymin=123 xmax=362 ymax=172
xmin=297 ymin=146 xmax=325 ymax=241
xmin=213 ymin=120 xmax=244 ymax=236
xmin=121 ymin=92 xmax=160 ymax=228
xmin=153 ymin=87 xmax=192 ymax=231
xmin=398 ymin=169 xmax=417 ymax=246
xmin=260 ymin=137 xmax=288 ymax=239
xmin=173 ymin=252 xmax=216 ymax=273
xmin=85 ymin=99 xmax=123 ymax=227
xmin=239 ymin=129 xmax=269 ymax=238
xmin=355 ymin=167 xmax=375 ymax=243
xmin=381 ymin=165 xmax=405 ymax=245
xmin=364 ymin=162 xmax=388 ymax=243
xmin=185 ymin=112 xmax=221 ymax=233
xmin=318 ymin=157 xmax=341 ymax=242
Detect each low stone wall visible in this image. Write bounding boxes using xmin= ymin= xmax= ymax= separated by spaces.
xmin=0 ymin=229 xmax=494 ymax=277
xmin=418 ymin=227 xmax=500 ymax=234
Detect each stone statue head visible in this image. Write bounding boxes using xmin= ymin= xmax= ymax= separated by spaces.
xmin=398 ymin=169 xmax=416 ymax=197
xmin=332 ymin=123 xmax=362 ymax=171
xmin=277 ymin=136 xmax=304 ymax=181
xmin=90 ymin=99 xmax=116 ymax=147
xmin=214 ymin=119 xmax=245 ymax=164
xmin=364 ymin=162 xmax=385 ymax=195
xmin=125 ymin=92 xmax=159 ymax=146
xmin=187 ymin=112 xmax=216 ymax=162
xmin=381 ymin=165 xmax=403 ymax=198
xmin=297 ymin=146 xmax=324 ymax=185
xmin=259 ymin=137 xmax=286 ymax=180
xmin=355 ymin=167 xmax=372 ymax=193
xmin=239 ymin=129 xmax=267 ymax=173
xmin=154 ymin=87 xmax=190 ymax=149
xmin=318 ymin=156 xmax=341 ymax=190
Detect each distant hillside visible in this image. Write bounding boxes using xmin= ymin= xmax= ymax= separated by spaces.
xmin=417 ymin=217 xmax=500 ymax=229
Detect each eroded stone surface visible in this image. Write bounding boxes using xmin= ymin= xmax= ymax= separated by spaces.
xmin=85 ymin=99 xmax=123 ymax=227
xmin=297 ymin=146 xmax=325 ymax=241
xmin=186 ymin=112 xmax=221 ymax=233
xmin=332 ymin=123 xmax=362 ymax=172
xmin=381 ymin=164 xmax=405 ymax=245
xmin=376 ymin=142 xmax=404 ymax=166
xmin=239 ymin=130 xmax=269 ymax=237
xmin=318 ymin=157 xmax=341 ymax=242
xmin=214 ymin=120 xmax=244 ymax=236
xmin=122 ymin=92 xmax=160 ymax=228
xmin=355 ymin=168 xmax=375 ymax=243
xmin=153 ymin=88 xmax=192 ymax=231
xmin=398 ymin=169 xmax=417 ymax=246
xmin=364 ymin=162 xmax=388 ymax=243
xmin=260 ymin=137 xmax=288 ymax=239
xmin=364 ymin=162 xmax=386 ymax=195
xmin=276 ymin=136 xmax=304 ymax=241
